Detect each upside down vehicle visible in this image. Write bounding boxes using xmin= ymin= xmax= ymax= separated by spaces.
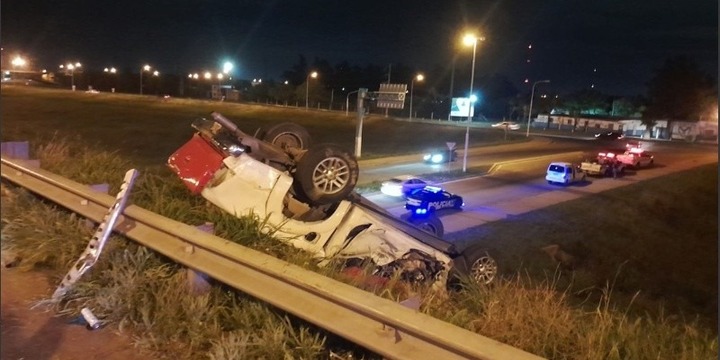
xmin=166 ymin=112 xmax=498 ymax=289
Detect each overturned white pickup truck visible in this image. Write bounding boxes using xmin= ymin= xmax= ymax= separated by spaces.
xmin=167 ymin=112 xmax=497 ymax=289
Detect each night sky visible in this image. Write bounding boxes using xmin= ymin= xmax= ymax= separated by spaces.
xmin=2 ymin=0 xmax=717 ymax=95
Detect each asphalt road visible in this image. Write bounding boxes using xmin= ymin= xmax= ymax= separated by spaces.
xmin=360 ymin=137 xmax=718 ymax=235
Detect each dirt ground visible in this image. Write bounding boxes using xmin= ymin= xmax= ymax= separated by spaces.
xmin=1 ymin=265 xmax=149 ymax=360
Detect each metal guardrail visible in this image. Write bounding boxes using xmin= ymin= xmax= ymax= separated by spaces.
xmin=0 ymin=157 xmax=544 ymax=360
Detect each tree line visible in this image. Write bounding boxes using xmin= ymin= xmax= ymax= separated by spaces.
xmin=50 ymin=55 xmax=716 ymax=123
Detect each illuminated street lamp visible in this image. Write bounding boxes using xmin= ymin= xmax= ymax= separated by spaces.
xmin=204 ymin=71 xmax=212 ymax=80
xmin=140 ymin=64 xmax=151 ymax=95
xmin=11 ymin=56 xmax=26 ymax=68
xmin=305 ymin=71 xmax=318 ymax=109
xmin=222 ymin=61 xmax=233 ymax=75
xmin=60 ymin=62 xmax=82 ymax=90
xmin=526 ymin=80 xmax=550 ymax=137
xmin=408 ymin=74 xmax=424 ymax=120
xmin=461 ymin=33 xmax=484 ymax=172
xmin=104 ymin=67 xmax=117 ymax=92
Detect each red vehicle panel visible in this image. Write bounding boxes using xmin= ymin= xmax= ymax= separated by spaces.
xmin=167 ymin=133 xmax=225 ymax=194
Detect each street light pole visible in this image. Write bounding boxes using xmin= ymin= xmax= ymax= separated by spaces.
xmin=305 ymin=71 xmax=317 ymax=110
xmin=140 ymin=65 xmax=150 ymax=95
xmin=408 ymin=74 xmax=424 ymax=121
xmin=69 ymin=65 xmax=75 ymax=90
xmin=462 ymin=34 xmax=478 ymax=173
xmin=526 ymin=79 xmax=550 ymax=137
xmin=346 ymin=90 xmax=359 ymax=116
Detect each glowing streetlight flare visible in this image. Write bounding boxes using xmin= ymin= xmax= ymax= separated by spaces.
xmin=222 ymin=61 xmax=233 ymax=74
xmin=11 ymin=56 xmax=26 ymax=67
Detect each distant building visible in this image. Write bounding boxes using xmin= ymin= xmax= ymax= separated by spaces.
xmin=532 ymin=114 xmax=718 ymax=143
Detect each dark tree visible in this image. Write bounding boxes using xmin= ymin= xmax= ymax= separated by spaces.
xmin=643 ymin=56 xmax=716 ymax=126
xmin=561 ymin=89 xmax=611 ymax=116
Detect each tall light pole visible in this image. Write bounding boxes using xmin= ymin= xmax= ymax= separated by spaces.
xmin=462 ymin=34 xmax=481 ymax=172
xmin=104 ymin=67 xmax=117 ymax=92
xmin=408 ymin=74 xmax=424 ymax=120
xmin=526 ymin=80 xmax=550 ymax=137
xmin=346 ymin=89 xmax=359 ymax=116
xmin=61 ymin=62 xmax=82 ymax=90
xmin=140 ymin=64 xmax=151 ymax=95
xmin=305 ymin=71 xmax=318 ymax=110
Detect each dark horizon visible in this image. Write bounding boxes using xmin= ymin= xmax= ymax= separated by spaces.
xmin=2 ymin=0 xmax=717 ymax=96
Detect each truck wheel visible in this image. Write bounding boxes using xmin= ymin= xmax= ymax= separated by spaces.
xmin=261 ymin=122 xmax=311 ymax=151
xmin=464 ymin=246 xmax=498 ymax=285
xmin=406 ymin=213 xmax=444 ymax=237
xmin=295 ymin=144 xmax=359 ymax=205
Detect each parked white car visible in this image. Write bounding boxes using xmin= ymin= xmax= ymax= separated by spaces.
xmin=491 ymin=121 xmax=520 ymax=130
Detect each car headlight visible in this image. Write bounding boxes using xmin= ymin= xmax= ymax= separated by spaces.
xmin=423 ymin=154 xmax=431 ymax=161
xmin=431 ymin=154 xmax=444 ymax=163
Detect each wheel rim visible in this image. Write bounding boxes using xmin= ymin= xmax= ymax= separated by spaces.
xmin=312 ymin=157 xmax=351 ymax=195
xmin=470 ymin=255 xmax=497 ymax=284
xmin=272 ymin=132 xmax=303 ymax=149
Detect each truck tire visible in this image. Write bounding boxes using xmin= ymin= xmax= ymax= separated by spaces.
xmin=295 ymin=144 xmax=359 ymax=205
xmin=261 ymin=122 xmax=311 ymax=151
xmin=406 ymin=213 xmax=444 ymax=237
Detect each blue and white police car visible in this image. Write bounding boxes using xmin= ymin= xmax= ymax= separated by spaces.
xmin=405 ymin=186 xmax=464 ymax=214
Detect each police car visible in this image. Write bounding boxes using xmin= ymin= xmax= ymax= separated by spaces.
xmin=405 ymin=186 xmax=464 ymax=215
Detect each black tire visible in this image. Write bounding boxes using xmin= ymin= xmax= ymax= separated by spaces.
xmin=295 ymin=144 xmax=359 ymax=205
xmin=462 ymin=245 xmax=498 ymax=285
xmin=406 ymin=214 xmax=444 ymax=237
xmin=261 ymin=123 xmax=311 ymax=151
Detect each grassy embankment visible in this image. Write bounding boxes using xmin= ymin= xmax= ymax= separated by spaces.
xmin=1 ymin=85 xmax=717 ymax=359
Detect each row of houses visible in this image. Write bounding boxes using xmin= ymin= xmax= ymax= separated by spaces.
xmin=532 ymin=114 xmax=718 ymax=143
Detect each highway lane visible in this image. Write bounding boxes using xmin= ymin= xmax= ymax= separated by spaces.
xmin=357 ymin=137 xmax=591 ymax=184
xmin=361 ymin=139 xmax=717 ymax=236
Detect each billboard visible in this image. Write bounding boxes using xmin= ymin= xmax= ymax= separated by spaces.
xmin=450 ymin=97 xmax=475 ymax=118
